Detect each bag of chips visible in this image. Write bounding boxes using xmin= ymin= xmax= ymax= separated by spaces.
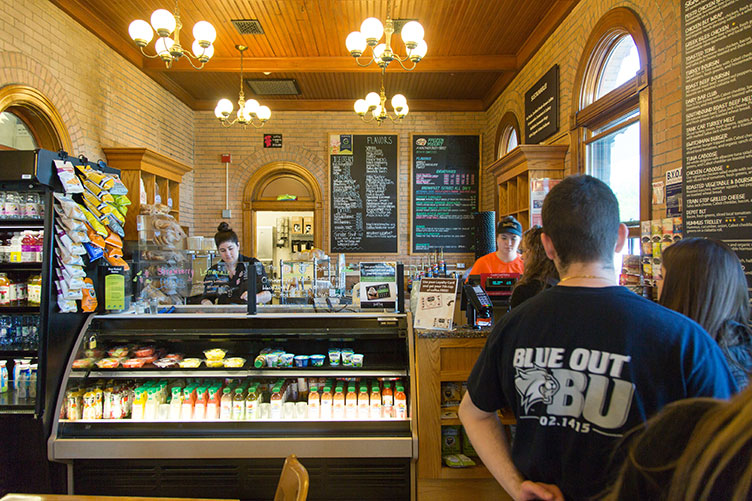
xmin=80 ymin=207 xmax=108 ymax=236
xmin=81 ymin=278 xmax=98 ymax=313
xmin=54 ymin=193 xmax=87 ymax=221
xmin=54 ymin=160 xmax=84 ymax=194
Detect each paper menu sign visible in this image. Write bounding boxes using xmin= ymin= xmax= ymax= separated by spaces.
xmin=413 ymin=277 xmax=458 ymax=330
xmin=359 ymin=262 xmax=397 ymax=309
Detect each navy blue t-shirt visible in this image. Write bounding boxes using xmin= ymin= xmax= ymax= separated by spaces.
xmin=467 ymin=285 xmax=737 ymax=500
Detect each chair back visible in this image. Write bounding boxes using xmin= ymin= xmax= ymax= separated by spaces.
xmin=273 ymin=454 xmax=309 ymax=501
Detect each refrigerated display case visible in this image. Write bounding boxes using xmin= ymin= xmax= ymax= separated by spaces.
xmin=48 ymin=310 xmax=417 ymax=500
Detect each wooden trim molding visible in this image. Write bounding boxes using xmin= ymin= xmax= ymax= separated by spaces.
xmin=494 ymin=111 xmax=522 ymax=159
xmin=488 ymin=144 xmax=569 ymax=183
xmin=102 ymin=148 xmax=193 ymax=182
xmin=0 ymin=85 xmax=72 ymax=152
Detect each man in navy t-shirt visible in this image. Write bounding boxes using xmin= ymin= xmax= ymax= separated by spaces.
xmin=459 ymin=175 xmax=737 ymax=501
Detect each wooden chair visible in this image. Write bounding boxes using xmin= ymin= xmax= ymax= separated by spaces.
xmin=273 ymin=454 xmax=309 ymax=501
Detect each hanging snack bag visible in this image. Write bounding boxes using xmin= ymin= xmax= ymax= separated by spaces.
xmin=58 ymin=296 xmax=77 ymax=313
xmin=105 ymin=174 xmax=128 ymax=195
xmin=104 ymin=249 xmax=130 ymax=271
xmin=104 ymin=229 xmax=122 ymax=249
xmin=101 ymin=214 xmax=125 ymax=238
xmin=83 ymin=242 xmax=104 ymax=262
xmin=85 ymin=223 xmax=106 ymax=248
xmin=81 ymin=278 xmax=98 ymax=313
xmin=80 ymin=207 xmax=108 ymax=236
xmin=54 ymin=160 xmax=85 ymax=194
xmin=58 ymin=216 xmax=86 ymax=233
xmin=54 ymin=194 xmax=87 ymax=221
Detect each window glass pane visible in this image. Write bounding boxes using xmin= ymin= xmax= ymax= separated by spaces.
xmin=587 ymin=119 xmax=640 ymax=224
xmin=596 ymin=35 xmax=640 ymax=99
xmin=505 ymin=129 xmax=518 ymax=154
xmin=592 ymin=108 xmax=639 ymax=136
xmin=0 ymin=112 xmax=37 ymax=150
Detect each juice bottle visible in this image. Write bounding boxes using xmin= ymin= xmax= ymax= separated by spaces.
xmin=131 ymin=387 xmax=146 ymax=420
xmin=181 ymin=386 xmax=195 ymax=420
xmin=206 ymin=387 xmax=219 ymax=419
xmin=219 ymin=387 xmax=233 ymax=420
xmin=395 ymin=384 xmax=407 ymax=419
xmin=358 ymin=384 xmax=370 ymax=419
xmin=370 ymin=383 xmax=381 ymax=419
xmin=320 ymin=385 xmax=332 ymax=419
xmin=270 ymin=385 xmax=283 ymax=419
xmin=345 ymin=384 xmax=357 ymax=419
xmin=26 ymin=275 xmax=41 ymax=307
xmin=332 ymin=386 xmax=345 ymax=419
xmin=308 ymin=385 xmax=320 ymax=419
xmin=245 ymin=384 xmax=259 ymax=420
xmin=169 ymin=387 xmax=182 ymax=420
xmin=144 ymin=388 xmax=157 ymax=420
xmin=382 ymin=382 xmax=394 ymax=418
xmin=0 ymin=273 xmax=10 ymax=305
xmin=232 ymin=387 xmax=245 ymax=420
xmin=194 ymin=387 xmax=207 ymax=420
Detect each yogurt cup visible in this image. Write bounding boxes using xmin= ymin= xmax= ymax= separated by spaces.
xmin=328 ymin=349 xmax=341 ymax=366
xmin=341 ymin=348 xmax=354 ymax=366
xmin=265 ymin=353 xmax=279 ymax=368
xmin=280 ymin=353 xmax=295 ymax=368
xmin=352 ymin=354 xmax=364 ymax=367
xmin=310 ymin=354 xmax=325 ymax=367
xmin=294 ymin=355 xmax=310 ymax=367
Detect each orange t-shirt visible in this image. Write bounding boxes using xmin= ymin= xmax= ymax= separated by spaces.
xmin=468 ymin=252 xmax=524 ymax=276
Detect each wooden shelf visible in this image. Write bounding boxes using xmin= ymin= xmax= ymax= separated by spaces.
xmin=439 ymin=370 xmax=472 ymax=381
xmin=440 ymin=463 xmax=493 ymax=480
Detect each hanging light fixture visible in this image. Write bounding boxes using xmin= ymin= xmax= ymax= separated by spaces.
xmin=214 ymin=45 xmax=272 ymax=128
xmin=345 ymin=0 xmax=427 ymax=71
xmin=354 ymin=75 xmax=408 ymax=125
xmin=128 ymin=0 xmax=216 ymax=69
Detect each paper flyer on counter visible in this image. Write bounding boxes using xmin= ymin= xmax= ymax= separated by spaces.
xmin=359 ymin=262 xmax=397 ymax=308
xmin=414 ymin=277 xmax=458 ymax=330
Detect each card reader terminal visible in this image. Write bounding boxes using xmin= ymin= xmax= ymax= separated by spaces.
xmin=463 ymin=283 xmax=494 ymax=329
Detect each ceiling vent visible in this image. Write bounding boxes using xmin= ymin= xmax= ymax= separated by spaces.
xmin=392 ymin=19 xmax=418 ymax=34
xmin=231 ymin=19 xmax=265 ymax=35
xmin=246 ymin=79 xmax=301 ymax=95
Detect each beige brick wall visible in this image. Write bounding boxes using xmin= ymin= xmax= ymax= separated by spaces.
xmin=0 ymin=0 xmax=195 ymax=221
xmin=484 ymin=0 xmax=682 ymax=220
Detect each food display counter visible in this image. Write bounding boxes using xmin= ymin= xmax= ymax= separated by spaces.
xmin=48 ymin=310 xmax=416 ymax=500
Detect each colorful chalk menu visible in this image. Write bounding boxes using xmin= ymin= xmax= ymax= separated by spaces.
xmin=329 ymin=134 xmax=398 ymax=253
xmin=411 ymin=135 xmax=480 ymax=253
xmin=682 ymin=0 xmax=752 ymax=288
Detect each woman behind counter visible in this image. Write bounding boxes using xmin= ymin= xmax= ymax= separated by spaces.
xmin=201 ymin=223 xmax=272 ymax=305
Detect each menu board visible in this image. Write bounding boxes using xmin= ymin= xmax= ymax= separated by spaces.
xmin=411 ymin=135 xmax=480 ymax=253
xmin=682 ymin=0 xmax=752 ymax=288
xmin=525 ymin=65 xmax=559 ymax=144
xmin=329 ymin=134 xmax=398 ymax=253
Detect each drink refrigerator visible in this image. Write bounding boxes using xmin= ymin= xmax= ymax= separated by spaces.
xmin=47 ymin=310 xmax=417 ymax=500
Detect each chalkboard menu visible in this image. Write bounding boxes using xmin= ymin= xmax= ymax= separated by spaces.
xmin=525 ymin=65 xmax=559 ymax=144
xmin=329 ymin=134 xmax=398 ymax=253
xmin=411 ymin=134 xmax=480 ymax=253
xmin=682 ymin=0 xmax=752 ymax=288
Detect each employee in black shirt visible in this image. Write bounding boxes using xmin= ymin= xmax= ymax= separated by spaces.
xmin=201 ymin=222 xmax=272 ymax=305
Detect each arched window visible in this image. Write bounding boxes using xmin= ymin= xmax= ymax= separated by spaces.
xmin=0 ymin=85 xmax=72 ymax=152
xmin=0 ymin=111 xmax=38 ymax=150
xmin=495 ymin=111 xmax=521 ymax=159
xmin=572 ymin=8 xmax=650 ymax=234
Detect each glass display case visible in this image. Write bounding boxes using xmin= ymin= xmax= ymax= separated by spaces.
xmin=48 ymin=310 xmax=416 ymax=500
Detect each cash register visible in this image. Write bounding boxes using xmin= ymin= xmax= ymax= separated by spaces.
xmin=463 ymin=272 xmax=520 ymax=328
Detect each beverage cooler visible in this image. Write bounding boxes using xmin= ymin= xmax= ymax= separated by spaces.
xmin=48 ymin=311 xmax=417 ymax=500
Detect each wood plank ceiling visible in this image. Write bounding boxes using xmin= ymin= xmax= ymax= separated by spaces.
xmin=49 ymin=0 xmax=580 ymax=112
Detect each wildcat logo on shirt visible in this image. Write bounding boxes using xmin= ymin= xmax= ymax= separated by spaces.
xmin=513 ymin=347 xmax=636 ymax=432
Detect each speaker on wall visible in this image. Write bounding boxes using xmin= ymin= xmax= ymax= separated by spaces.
xmin=474 ymin=211 xmax=496 ymax=260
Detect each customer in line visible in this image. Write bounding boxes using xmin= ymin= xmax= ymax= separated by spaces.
xmin=659 ymin=237 xmax=752 ymax=389
xmin=509 ymin=225 xmax=559 ymax=309
xmin=468 ymin=215 xmax=524 ymax=276
xmin=459 ymin=175 xmax=737 ymax=501
xmin=603 ymin=383 xmax=752 ymax=500
xmin=201 ymin=222 xmax=272 ymax=305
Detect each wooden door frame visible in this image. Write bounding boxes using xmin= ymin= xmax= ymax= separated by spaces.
xmin=242 ymin=161 xmax=324 ymax=255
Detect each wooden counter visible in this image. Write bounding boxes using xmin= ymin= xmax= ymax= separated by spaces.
xmin=415 ymin=327 xmax=513 ymax=501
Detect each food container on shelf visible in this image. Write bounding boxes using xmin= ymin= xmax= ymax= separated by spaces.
xmin=223 ymin=357 xmax=246 ymax=368
xmin=310 ymin=354 xmax=325 ymax=367
xmin=352 ymin=354 xmax=364 ymax=367
xmin=280 ymin=353 xmax=294 ymax=368
xmin=203 ymin=349 xmax=226 ymax=361
xmin=204 ymin=359 xmax=224 ymax=368
xmin=294 ymin=355 xmax=309 ymax=367
xmin=178 ymin=358 xmax=201 ymax=368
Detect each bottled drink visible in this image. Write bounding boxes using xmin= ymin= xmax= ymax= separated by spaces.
xmin=245 ymin=384 xmax=259 ymax=420
xmin=439 ymin=248 xmax=447 ymax=276
xmin=320 ymin=385 xmax=332 ymax=419
xmin=23 ymin=193 xmax=40 ymax=219
xmin=144 ymin=388 xmax=158 ymax=420
xmin=132 ymin=387 xmax=147 ymax=420
xmin=345 ymin=384 xmax=358 ymax=419
xmin=232 ymin=387 xmax=245 ymax=420
xmin=332 ymin=386 xmax=345 ymax=419
xmin=370 ymin=384 xmax=381 ymax=418
xmin=206 ymin=387 xmax=219 ymax=419
xmin=269 ymin=385 xmax=283 ymax=419
xmin=27 ymin=275 xmax=41 ymax=306
xmin=395 ymin=384 xmax=407 ymax=419
xmin=308 ymin=385 xmax=320 ymax=419
xmin=4 ymin=192 xmax=19 ymax=220
xmin=358 ymin=384 xmax=370 ymax=419
xmin=0 ymin=273 xmax=10 ymax=305
xmin=219 ymin=387 xmax=233 ymax=420
xmin=382 ymin=382 xmax=394 ymax=418
xmin=0 ymin=192 xmax=5 ymax=219
xmin=169 ymin=387 xmax=182 ymax=420
xmin=181 ymin=387 xmax=195 ymax=420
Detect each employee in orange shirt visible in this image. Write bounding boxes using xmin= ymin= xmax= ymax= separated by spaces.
xmin=468 ymin=216 xmax=524 ymax=275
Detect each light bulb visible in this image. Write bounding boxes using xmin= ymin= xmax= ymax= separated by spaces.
xmin=411 ymin=40 xmax=428 ymax=60
xmin=372 ymin=104 xmax=383 ymax=118
xmin=365 ymin=92 xmax=381 ymax=109
xmin=244 ymin=99 xmax=260 ymax=116
xmin=192 ymin=41 xmax=214 ymax=60
xmin=215 ymin=98 xmax=233 ymax=118
xmin=397 ymin=104 xmax=409 ymax=117
xmin=128 ymin=20 xmax=153 ymax=45
xmin=193 ymin=21 xmax=216 ymax=44
xmin=256 ymin=106 xmax=271 ymax=121
xmin=400 ymin=21 xmax=424 ymax=47
xmin=345 ymin=31 xmax=367 ymax=56
xmin=150 ymin=9 xmax=176 ymax=37
xmin=154 ymin=37 xmax=175 ymax=57
xmin=373 ymin=43 xmax=386 ymax=63
xmin=354 ymin=99 xmax=368 ymax=115
xmin=360 ymin=17 xmax=384 ymax=44
xmin=391 ymin=94 xmax=407 ymax=110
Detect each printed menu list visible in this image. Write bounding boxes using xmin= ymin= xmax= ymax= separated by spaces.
xmin=682 ymin=0 xmax=752 ymax=288
xmin=330 ymin=134 xmax=398 ymax=253
xmin=412 ymin=135 xmax=480 ymax=253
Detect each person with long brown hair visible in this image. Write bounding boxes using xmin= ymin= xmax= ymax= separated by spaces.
xmin=660 ymin=237 xmax=752 ymax=388
xmin=509 ymin=225 xmax=559 ymax=309
xmin=603 ymin=383 xmax=752 ymax=500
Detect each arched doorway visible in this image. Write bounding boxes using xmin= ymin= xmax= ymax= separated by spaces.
xmin=242 ymin=161 xmax=324 ymax=260
xmin=0 ymin=85 xmax=72 ymax=151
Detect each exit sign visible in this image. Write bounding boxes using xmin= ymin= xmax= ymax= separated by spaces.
xmin=263 ymin=134 xmax=282 ymax=148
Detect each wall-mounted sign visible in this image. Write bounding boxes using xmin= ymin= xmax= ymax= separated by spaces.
xmin=525 ymin=65 xmax=559 ymax=144
xmin=263 ymin=134 xmax=282 ymax=148
xmin=329 ymin=134 xmax=398 ymax=253
xmin=682 ymin=0 xmax=752 ymax=289
xmin=411 ymin=135 xmax=480 ymax=253
xmin=665 ymin=168 xmax=682 ymax=216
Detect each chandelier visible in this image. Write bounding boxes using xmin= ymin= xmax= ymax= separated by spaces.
xmin=128 ymin=1 xmax=216 ymax=70
xmin=345 ymin=0 xmax=427 ymax=71
xmin=214 ymin=45 xmax=272 ymax=128
xmin=354 ymin=77 xmax=408 ymax=125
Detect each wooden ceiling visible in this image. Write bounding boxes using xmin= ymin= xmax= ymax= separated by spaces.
xmin=49 ymin=0 xmax=580 ymax=112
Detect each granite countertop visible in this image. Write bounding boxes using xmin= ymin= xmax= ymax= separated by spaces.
xmin=415 ymin=324 xmax=493 ymax=338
